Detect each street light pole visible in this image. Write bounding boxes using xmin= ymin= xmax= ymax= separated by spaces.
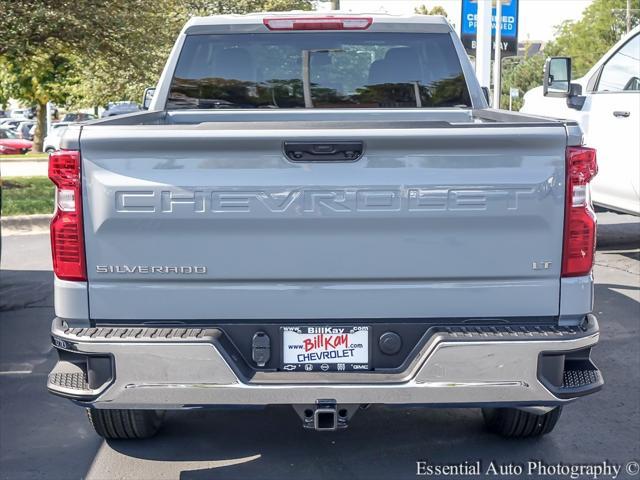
xmin=331 ymin=0 xmax=340 ymax=10
xmin=492 ymin=0 xmax=503 ymax=109
xmin=475 ymin=0 xmax=492 ymax=91
xmin=627 ymin=0 xmax=632 ymax=33
xmin=46 ymin=102 xmax=52 ymax=138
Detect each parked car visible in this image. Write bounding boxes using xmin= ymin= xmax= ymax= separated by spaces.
xmin=48 ymin=13 xmax=602 ymax=441
xmin=100 ymin=101 xmax=140 ymax=118
xmin=61 ymin=112 xmax=96 ymax=122
xmin=0 ymin=128 xmax=33 ymax=154
xmin=9 ymin=108 xmax=33 ymax=120
xmin=17 ymin=121 xmax=36 ymax=140
xmin=43 ymin=122 xmax=72 ymax=152
xmin=0 ymin=119 xmax=22 ymax=131
xmin=521 ymin=26 xmax=640 ymax=216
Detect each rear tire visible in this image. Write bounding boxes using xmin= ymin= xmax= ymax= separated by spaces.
xmin=86 ymin=408 xmax=163 ymax=439
xmin=482 ymin=407 xmax=562 ymax=438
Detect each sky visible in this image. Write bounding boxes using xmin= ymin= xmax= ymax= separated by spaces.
xmin=316 ymin=0 xmax=594 ymax=41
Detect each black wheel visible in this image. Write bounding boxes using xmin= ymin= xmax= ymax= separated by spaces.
xmin=482 ymin=407 xmax=562 ymax=438
xmin=44 ymin=147 xmax=55 ymax=154
xmin=86 ymin=408 xmax=163 ymax=439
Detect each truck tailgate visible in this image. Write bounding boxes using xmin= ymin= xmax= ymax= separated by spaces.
xmin=80 ymin=123 xmax=566 ymax=320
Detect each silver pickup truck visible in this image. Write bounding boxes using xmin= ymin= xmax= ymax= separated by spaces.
xmin=47 ymin=12 xmax=602 ymax=440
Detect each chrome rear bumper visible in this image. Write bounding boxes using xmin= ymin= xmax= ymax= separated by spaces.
xmin=48 ymin=316 xmax=602 ymax=409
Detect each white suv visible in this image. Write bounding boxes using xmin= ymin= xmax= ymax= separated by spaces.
xmin=43 ymin=123 xmax=72 ymax=153
xmin=522 ymin=27 xmax=640 ymax=216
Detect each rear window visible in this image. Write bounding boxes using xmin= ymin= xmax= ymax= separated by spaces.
xmin=167 ymin=32 xmax=471 ymax=109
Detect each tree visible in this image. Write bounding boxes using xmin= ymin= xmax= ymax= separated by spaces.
xmin=499 ymin=53 xmax=552 ymax=110
xmin=1 ymin=1 xmax=87 ymax=150
xmin=64 ymin=1 xmax=184 ymax=110
xmin=415 ymin=5 xmax=448 ymax=17
xmin=69 ymin=0 xmax=314 ymax=108
xmin=552 ymin=0 xmax=639 ymax=77
xmin=0 ymin=0 xmax=183 ymax=151
xmin=180 ymin=0 xmax=312 ymax=15
xmin=0 ymin=51 xmax=75 ymax=150
xmin=0 ymin=0 xmax=314 ymax=150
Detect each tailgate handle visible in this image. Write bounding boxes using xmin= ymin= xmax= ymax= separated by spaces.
xmin=284 ymin=141 xmax=364 ymax=162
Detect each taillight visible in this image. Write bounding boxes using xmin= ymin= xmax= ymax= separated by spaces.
xmin=263 ymin=17 xmax=373 ymax=31
xmin=49 ymin=150 xmax=86 ymax=281
xmin=562 ymin=146 xmax=598 ymax=277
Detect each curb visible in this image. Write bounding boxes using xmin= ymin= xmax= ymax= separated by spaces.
xmin=1 ymin=214 xmax=52 ymax=235
xmin=0 ymin=157 xmax=49 ymax=162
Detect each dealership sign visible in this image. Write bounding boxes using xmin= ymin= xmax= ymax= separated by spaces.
xmin=461 ymin=0 xmax=519 ymax=57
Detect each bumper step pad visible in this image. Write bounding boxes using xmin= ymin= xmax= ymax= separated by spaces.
xmin=562 ymin=369 xmax=602 ymax=389
xmin=542 ymin=357 xmax=604 ymax=399
xmin=57 ymin=322 xmax=588 ymax=343
xmin=49 ymin=371 xmax=89 ymax=390
xmin=60 ymin=326 xmax=221 ymax=342
xmin=47 ymin=361 xmax=94 ymax=398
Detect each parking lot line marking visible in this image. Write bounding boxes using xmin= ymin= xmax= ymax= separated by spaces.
xmin=0 ymin=370 xmax=33 ymax=375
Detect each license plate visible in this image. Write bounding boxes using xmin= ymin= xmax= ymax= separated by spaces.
xmin=282 ymin=326 xmax=370 ymax=372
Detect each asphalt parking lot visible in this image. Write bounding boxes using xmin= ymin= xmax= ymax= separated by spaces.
xmin=1 ymin=212 xmax=638 ymax=480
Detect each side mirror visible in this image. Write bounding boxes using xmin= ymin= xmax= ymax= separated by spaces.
xmin=543 ymin=57 xmax=571 ymax=97
xmin=142 ymin=87 xmax=156 ymax=110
